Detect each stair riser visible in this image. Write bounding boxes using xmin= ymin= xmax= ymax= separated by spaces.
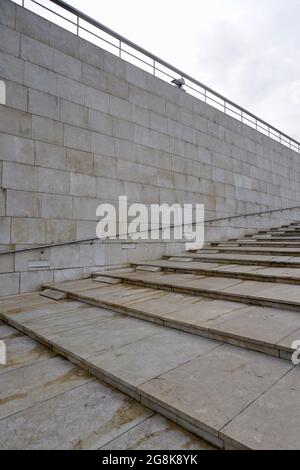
xmin=201 ymin=249 xmax=300 ymax=256
xmin=128 ymin=266 xmax=300 ymax=285
xmin=165 ymin=256 xmax=300 ymax=268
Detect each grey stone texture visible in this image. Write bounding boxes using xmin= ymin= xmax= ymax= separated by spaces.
xmin=0 ymin=0 xmax=300 ymax=295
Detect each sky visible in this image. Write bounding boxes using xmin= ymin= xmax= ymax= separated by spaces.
xmin=28 ymin=0 xmax=300 ymax=140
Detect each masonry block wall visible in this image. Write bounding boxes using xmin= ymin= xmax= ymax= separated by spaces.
xmin=0 ymin=0 xmax=300 ymax=295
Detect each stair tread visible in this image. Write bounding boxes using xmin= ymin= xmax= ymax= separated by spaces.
xmin=40 ymin=278 xmax=300 ymax=356
xmin=128 ymin=259 xmax=300 ymax=282
xmin=0 ymin=292 xmax=297 ymax=450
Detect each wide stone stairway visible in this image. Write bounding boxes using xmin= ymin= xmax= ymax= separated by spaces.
xmin=2 ymin=221 xmax=300 ymax=449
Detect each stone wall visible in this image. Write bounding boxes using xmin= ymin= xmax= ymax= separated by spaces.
xmin=0 ymin=0 xmax=300 ymax=295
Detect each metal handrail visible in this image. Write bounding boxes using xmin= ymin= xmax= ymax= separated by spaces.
xmin=18 ymin=0 xmax=300 ymax=152
xmin=2 ymin=205 xmax=300 ymax=256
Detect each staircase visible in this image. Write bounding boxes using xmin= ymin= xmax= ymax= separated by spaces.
xmin=2 ymin=221 xmax=300 ymax=449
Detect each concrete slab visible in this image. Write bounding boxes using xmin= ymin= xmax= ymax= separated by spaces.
xmin=40 ymin=289 xmax=68 ymax=300
xmin=0 ymin=357 xmax=93 ymax=420
xmin=0 ymin=328 xmax=56 ymax=375
xmin=139 ymin=345 xmax=292 ymax=434
xmin=89 ymin=329 xmax=219 ymax=387
xmin=47 ymin=315 xmax=162 ymax=359
xmin=222 ymin=367 xmax=300 ymax=449
xmin=212 ymin=306 xmax=300 ymax=348
xmin=101 ymin=414 xmax=214 ymax=450
xmin=0 ymin=380 xmax=153 ymax=450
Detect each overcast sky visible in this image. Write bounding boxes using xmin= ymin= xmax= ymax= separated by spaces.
xmin=31 ymin=0 xmax=300 ymax=140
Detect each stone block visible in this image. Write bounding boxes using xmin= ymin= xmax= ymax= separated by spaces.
xmin=0 ymin=0 xmax=16 ymax=29
xmin=28 ymin=89 xmax=59 ymax=120
xmin=64 ymin=125 xmax=92 ymax=152
xmin=5 ymin=80 xmax=27 ymax=112
xmin=24 ymin=62 xmax=57 ymax=95
xmin=79 ymin=244 xmax=105 ymax=267
xmin=40 ymin=289 xmax=68 ymax=300
xmin=14 ymin=247 xmax=49 ymax=272
xmin=103 ymin=50 xmax=127 ymax=78
xmin=0 ymin=23 xmax=20 ymax=56
xmin=94 ymin=154 xmax=117 ymax=178
xmin=53 ymin=49 xmax=81 ymax=81
xmin=113 ymin=118 xmax=134 ymax=141
xmin=20 ymin=34 xmax=53 ymax=69
xmin=72 ymin=197 xmax=100 ymax=221
xmin=0 ymin=189 xmax=4 ymax=216
xmin=126 ymin=64 xmax=147 ymax=89
xmin=84 ymin=86 xmax=109 ymax=113
xmin=35 ymin=141 xmax=66 ymax=170
xmin=32 ymin=116 xmax=63 ymax=145
xmin=6 ymin=190 xmax=41 ymax=218
xmin=50 ymin=22 xmax=79 ymax=58
xmin=41 ymin=193 xmax=72 ymax=219
xmin=16 ymin=5 xmax=50 ymax=44
xmin=0 ymin=252 xmax=13 ymax=273
xmin=11 ymin=217 xmax=46 ymax=244
xmin=38 ymin=167 xmax=69 ymax=194
xmin=0 ymin=217 xmax=11 ymax=244
xmin=150 ymin=112 xmax=168 ymax=134
xmin=66 ymin=149 xmax=93 ymax=175
xmin=57 ymin=75 xmax=84 ymax=105
xmin=50 ymin=244 xmax=80 ymax=269
xmin=148 ymin=92 xmax=166 ymax=115
xmin=96 ymin=177 xmax=123 ymax=200
xmin=91 ymin=132 xmax=114 ymax=156
xmin=81 ymin=62 xmax=107 ymax=91
xmin=76 ymin=220 xmax=97 ymax=239
xmin=88 ymin=109 xmax=113 ymax=135
xmin=0 ymin=273 xmax=19 ymax=297
xmin=115 ymin=139 xmax=137 ymax=162
xmin=109 ymin=96 xmax=131 ymax=120
xmin=20 ymin=270 xmax=53 ymax=294
xmin=107 ymin=73 xmax=129 ymax=99
xmin=79 ymin=38 xmax=104 ymax=68
xmin=131 ymin=104 xmax=150 ymax=127
xmin=60 ymin=100 xmax=88 ymax=128
xmin=53 ymin=267 xmax=83 ymax=283
xmin=70 ymin=173 xmax=97 ymax=198
xmin=0 ymin=133 xmax=34 ymax=165
xmin=46 ymin=219 xmax=76 ymax=244
xmin=0 ymin=106 xmax=31 ymax=138
xmin=2 ymin=162 xmax=37 ymax=191
xmin=94 ymin=276 xmax=120 ymax=284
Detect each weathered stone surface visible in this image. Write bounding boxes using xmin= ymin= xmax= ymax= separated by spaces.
xmin=40 ymin=289 xmax=68 ymax=301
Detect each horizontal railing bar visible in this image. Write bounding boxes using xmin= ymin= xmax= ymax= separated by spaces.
xmin=2 ymin=205 xmax=300 ymax=256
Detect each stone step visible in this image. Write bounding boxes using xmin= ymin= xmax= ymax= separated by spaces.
xmin=212 ymin=241 xmax=300 ymax=248
xmin=59 ymin=271 xmax=300 ymax=312
xmin=1 ymin=292 xmax=298 ymax=450
xmin=173 ymin=252 xmax=300 ymax=268
xmin=124 ymin=259 xmax=300 ymax=285
xmin=40 ymin=277 xmax=300 ymax=360
xmin=199 ymin=246 xmax=300 ymax=256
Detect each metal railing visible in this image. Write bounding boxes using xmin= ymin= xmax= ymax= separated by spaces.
xmin=14 ymin=0 xmax=300 ymax=153
xmin=1 ymin=205 xmax=300 ymax=256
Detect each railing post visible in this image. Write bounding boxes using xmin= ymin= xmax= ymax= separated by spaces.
xmin=76 ymin=16 xmax=79 ymax=36
xmin=119 ymin=39 xmax=122 ymax=58
xmin=153 ymin=59 xmax=156 ymax=76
